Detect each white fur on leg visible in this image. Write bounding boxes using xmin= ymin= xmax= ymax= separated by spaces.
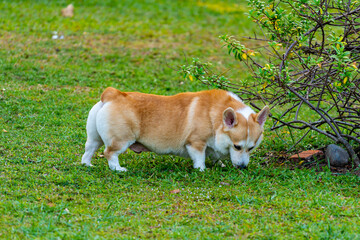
xmin=107 ymin=142 xmax=133 ymax=172
xmin=81 ymin=101 xmax=104 ymax=167
xmin=81 ymin=140 xmax=103 ymax=166
xmin=108 ymin=153 xmax=127 ymax=172
xmin=186 ymin=145 xmax=206 ymax=171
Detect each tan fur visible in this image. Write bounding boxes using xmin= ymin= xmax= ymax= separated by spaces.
xmin=82 ymin=87 xmax=269 ymax=171
xmin=102 ymin=88 xmax=259 ymax=153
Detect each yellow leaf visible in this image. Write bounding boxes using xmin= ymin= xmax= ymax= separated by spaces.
xmin=299 ymin=160 xmax=304 ymax=165
xmin=263 ymin=82 xmax=267 ymax=89
xmin=317 ymin=63 xmax=322 ymax=68
xmin=170 ymin=189 xmax=180 ymax=194
xmin=351 ymin=62 xmax=358 ymax=69
xmin=248 ymin=50 xmax=255 ymax=56
xmin=242 ymin=53 xmax=247 ymax=60
xmin=343 ymin=77 xmax=348 ymax=84
xmin=336 ymin=44 xmax=340 ymax=50
xmin=189 ymin=75 xmax=193 ymax=81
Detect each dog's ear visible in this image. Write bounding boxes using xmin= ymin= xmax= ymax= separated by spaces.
xmin=256 ymin=106 xmax=270 ymax=128
xmin=223 ymin=107 xmax=237 ymax=129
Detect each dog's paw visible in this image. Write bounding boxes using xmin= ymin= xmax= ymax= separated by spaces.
xmin=116 ymin=167 xmax=127 ymax=172
xmin=81 ymin=162 xmax=94 ymax=167
xmin=194 ymin=166 xmax=206 ymax=172
xmin=109 ymin=165 xmax=128 ymax=172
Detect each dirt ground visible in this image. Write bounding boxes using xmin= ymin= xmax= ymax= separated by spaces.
xmin=263 ymin=147 xmax=360 ymax=176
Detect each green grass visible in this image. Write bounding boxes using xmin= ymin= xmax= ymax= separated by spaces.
xmin=1 ymin=0 xmax=360 ymax=239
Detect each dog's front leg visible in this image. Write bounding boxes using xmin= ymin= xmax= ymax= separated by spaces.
xmin=186 ymin=143 xmax=206 ymax=171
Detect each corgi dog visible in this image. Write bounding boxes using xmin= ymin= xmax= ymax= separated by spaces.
xmin=81 ymin=87 xmax=270 ymax=171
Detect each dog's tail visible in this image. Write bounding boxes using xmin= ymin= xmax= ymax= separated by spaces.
xmin=100 ymin=87 xmax=127 ymax=103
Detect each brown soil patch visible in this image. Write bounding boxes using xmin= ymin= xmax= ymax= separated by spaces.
xmin=262 ymin=147 xmax=360 ymax=176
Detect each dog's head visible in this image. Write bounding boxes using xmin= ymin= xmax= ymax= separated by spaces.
xmin=220 ymin=105 xmax=270 ymax=169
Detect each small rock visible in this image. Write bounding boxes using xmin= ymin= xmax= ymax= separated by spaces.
xmin=325 ymin=144 xmax=349 ymax=167
xmin=51 ymin=31 xmax=64 ymax=40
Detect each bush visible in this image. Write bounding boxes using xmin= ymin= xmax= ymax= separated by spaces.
xmin=181 ymin=0 xmax=360 ymax=166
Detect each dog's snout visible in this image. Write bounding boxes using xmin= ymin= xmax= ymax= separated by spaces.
xmin=236 ymin=164 xmax=247 ymax=170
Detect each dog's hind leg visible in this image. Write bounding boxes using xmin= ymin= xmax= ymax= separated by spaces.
xmin=104 ymin=141 xmax=134 ymax=172
xmin=82 ymin=139 xmax=103 ymax=167
xmin=95 ymin=101 xmax=136 ymax=172
xmin=81 ymin=101 xmax=104 ymax=166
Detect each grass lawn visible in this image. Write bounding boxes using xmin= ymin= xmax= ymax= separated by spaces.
xmin=1 ymin=0 xmax=360 ymax=239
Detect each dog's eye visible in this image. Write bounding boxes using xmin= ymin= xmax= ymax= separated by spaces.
xmin=234 ymin=145 xmax=242 ymax=151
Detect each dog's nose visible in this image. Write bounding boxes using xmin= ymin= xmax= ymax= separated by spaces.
xmin=236 ymin=164 xmax=247 ymax=170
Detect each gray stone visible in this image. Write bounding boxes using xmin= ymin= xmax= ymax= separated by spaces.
xmin=325 ymin=144 xmax=349 ymax=167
